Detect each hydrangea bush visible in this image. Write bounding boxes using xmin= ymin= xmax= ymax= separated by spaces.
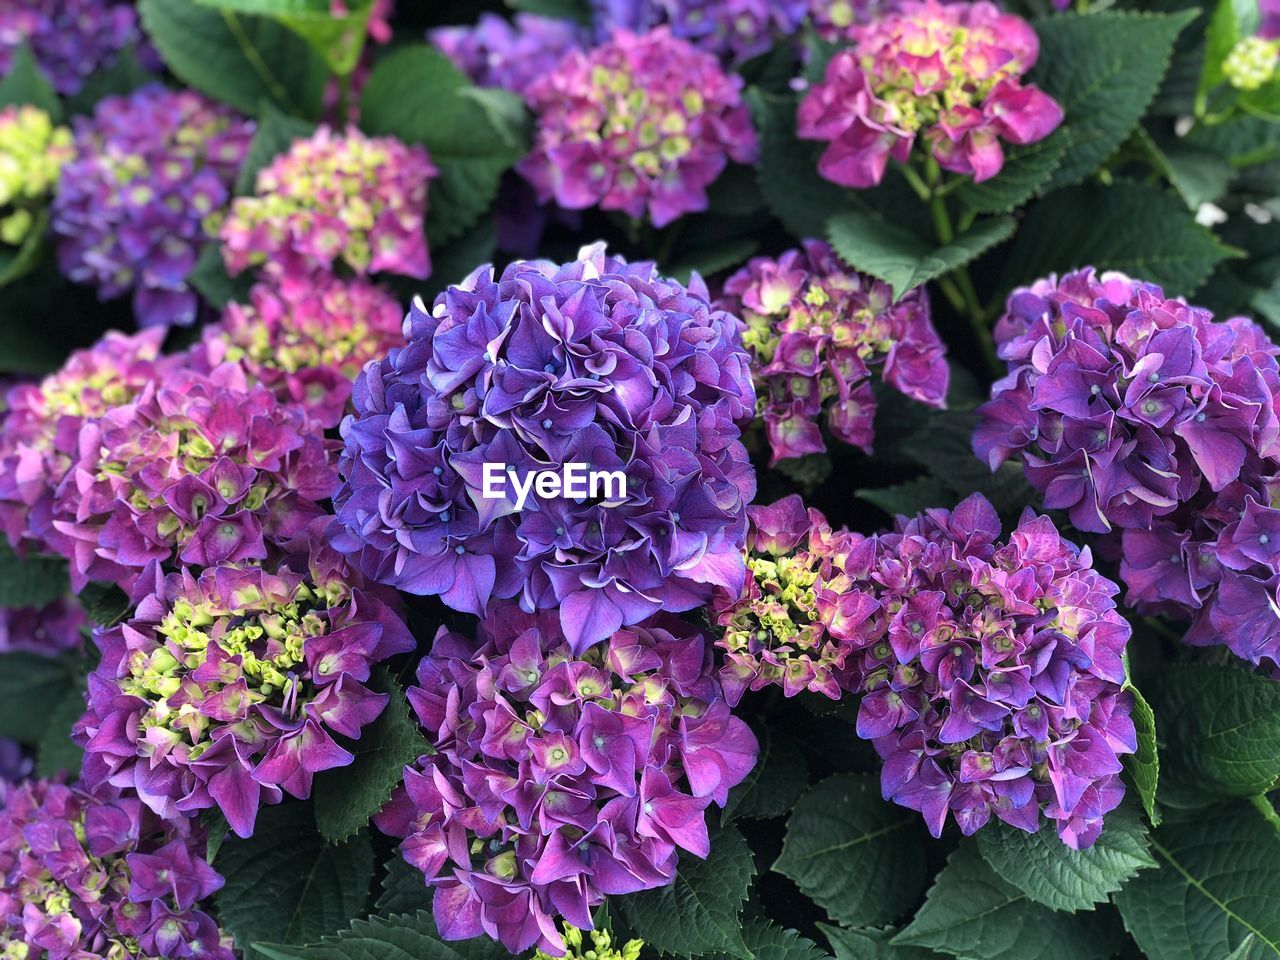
xmin=3 ymin=2 xmax=1280 ymax=960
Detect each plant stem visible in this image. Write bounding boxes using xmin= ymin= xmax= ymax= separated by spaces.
xmin=1251 ymin=793 xmax=1280 ymax=834
xmin=898 ymin=162 xmax=932 ymax=202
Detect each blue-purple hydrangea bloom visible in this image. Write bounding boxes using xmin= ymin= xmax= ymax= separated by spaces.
xmin=430 ymin=12 xmax=584 ymax=98
xmin=591 ymin=0 xmax=809 ymax=64
xmin=0 ymin=0 xmax=141 ymax=96
xmin=374 ymin=607 xmax=757 ymax=956
xmin=330 ymin=244 xmax=756 ymax=652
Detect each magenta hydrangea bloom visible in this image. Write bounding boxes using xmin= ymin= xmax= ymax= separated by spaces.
xmin=374 ymin=606 xmax=757 ymax=956
xmin=0 ymin=779 xmax=233 ymax=959
xmin=0 ymin=328 xmax=177 ymax=554
xmin=842 ymin=494 xmax=1135 ymax=848
xmin=719 ymin=239 xmax=948 ymax=464
xmin=430 ymin=12 xmax=584 ymax=98
xmin=713 ymin=495 xmax=870 ymax=702
xmin=0 ymin=597 xmax=84 ymax=655
xmin=330 ymin=244 xmax=756 ymax=652
xmin=76 ymin=536 xmax=414 ymax=839
xmin=0 ymin=0 xmax=140 ymax=96
xmin=200 ymin=273 xmax=405 ymax=429
xmin=51 ymin=86 xmax=254 ymax=328
xmin=49 ymin=362 xmax=338 ymax=593
xmin=219 ymin=125 xmax=436 ymax=282
xmin=518 ymin=29 xmax=757 ymax=227
xmin=798 ymin=0 xmax=1062 ymax=187
xmin=976 ymin=270 xmax=1280 ymax=672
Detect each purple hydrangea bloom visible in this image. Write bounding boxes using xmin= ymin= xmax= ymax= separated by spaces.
xmin=0 ymin=779 xmax=234 ymax=959
xmin=76 ymin=535 xmax=414 ymax=838
xmin=373 ymin=606 xmax=757 ymax=956
xmin=51 ymin=86 xmax=254 ymax=328
xmin=0 ymin=0 xmax=140 ymax=96
xmin=48 ymin=362 xmax=338 ymax=593
xmin=718 ymin=239 xmax=948 ymax=464
xmin=0 ymin=328 xmax=178 ymax=555
xmin=842 ymin=494 xmax=1135 ymax=848
xmin=713 ymin=495 xmax=872 ymax=702
xmin=199 ymin=272 xmax=405 ymax=429
xmin=517 ymin=29 xmax=757 ymax=227
xmin=592 ymin=0 xmax=808 ymax=64
xmin=330 ymin=244 xmax=756 ymax=652
xmin=798 ymin=0 xmax=1062 ymax=187
xmin=430 ymin=13 xmax=584 ymax=98
xmin=972 ymin=270 xmax=1280 ymax=673
xmin=219 ymin=125 xmax=436 ymax=282
xmin=0 ymin=597 xmax=84 ymax=655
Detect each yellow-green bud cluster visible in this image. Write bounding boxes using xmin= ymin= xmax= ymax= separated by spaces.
xmin=0 ymin=105 xmax=72 ymax=245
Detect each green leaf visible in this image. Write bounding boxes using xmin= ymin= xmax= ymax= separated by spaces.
xmin=732 ymin=920 xmax=831 ymax=960
xmin=821 ymin=924 xmax=943 ymax=960
xmin=374 ymin=853 xmax=431 ymax=916
xmin=193 ymin=0 xmax=377 ymax=75
xmin=1145 ymin=663 xmax=1280 ymax=805
xmin=997 ymin=182 xmax=1236 ymax=298
xmin=0 ymin=44 xmax=60 ymax=119
xmin=749 ymin=88 xmax=858 ymax=241
xmin=0 ymin=210 xmax=51 ymax=289
xmin=138 ymin=0 xmax=328 ymax=118
xmin=774 ymin=774 xmax=929 ymax=928
xmin=36 ymin=683 xmax=86 ymax=779
xmin=1031 ymin=9 xmax=1198 ymax=190
xmin=617 ymin=824 xmax=755 ymax=959
xmin=505 ymin=0 xmax=591 ymax=23
xmin=78 ymin=582 xmax=132 ymax=628
xmin=236 ymin=106 xmax=316 ymax=194
xmin=976 ymin=804 xmax=1156 ymax=912
xmin=1186 ymin=114 xmax=1280 ymax=166
xmin=189 ymin=242 xmax=253 ymax=309
xmin=215 ymin=804 xmax=375 ymax=958
xmin=203 ymin=810 xmax=230 ymax=865
xmin=857 ymin=476 xmax=952 ymax=521
xmin=313 ymin=670 xmax=425 ymax=843
xmin=666 ymin=238 xmax=760 ymax=285
xmin=827 ymin=213 xmax=1014 ymax=302
xmin=360 ymin=46 xmax=527 ymax=247
xmin=0 ymin=653 xmax=77 ymax=743
xmin=1125 ymin=677 xmax=1161 ymax=827
xmin=955 ymin=133 xmax=1067 ymax=215
xmin=722 ymin=724 xmax=809 ymax=822
xmin=1114 ymin=802 xmax=1280 ymax=959
xmin=0 ymin=541 xmax=69 ymax=609
xmin=1200 ymin=0 xmax=1260 ymax=101
xmin=255 ymin=910 xmax=511 ymax=960
xmin=894 ymin=842 xmax=1123 ymax=960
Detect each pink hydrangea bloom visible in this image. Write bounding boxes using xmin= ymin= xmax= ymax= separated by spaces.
xmin=798 ymin=0 xmax=1062 ymax=187
xmin=518 ymin=28 xmax=758 ymax=227
xmin=719 ymin=239 xmax=948 ymax=464
xmin=200 ymin=273 xmax=405 ymax=428
xmin=374 ymin=606 xmax=757 ymax=956
xmin=219 ymin=125 xmax=436 ymax=281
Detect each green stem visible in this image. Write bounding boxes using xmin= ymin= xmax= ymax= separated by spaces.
xmin=898 ymin=162 xmax=932 ymax=202
xmin=1251 ymin=793 xmax=1280 ymax=834
xmin=935 ymin=276 xmax=967 ymax=313
xmin=1141 ymin=616 xmax=1183 ymax=643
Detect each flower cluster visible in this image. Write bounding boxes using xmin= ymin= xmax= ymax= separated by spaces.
xmin=200 ymin=273 xmax=405 ymax=428
xmin=76 ymin=538 xmax=414 ymax=838
xmin=0 ymin=105 xmax=72 ymax=247
xmin=219 ymin=126 xmax=436 ymax=281
xmin=374 ymin=607 xmax=757 ymax=955
xmin=719 ymin=239 xmax=948 ymax=464
xmin=0 ymin=779 xmax=233 ymax=959
xmin=51 ymin=85 xmax=253 ymax=328
xmin=330 ymin=244 xmax=756 ymax=652
xmin=592 ymin=0 xmax=809 ymax=64
xmin=517 ymin=29 xmax=757 ymax=227
xmin=798 ymin=0 xmax=1062 ymax=187
xmin=846 ymin=494 xmax=1136 ymax=848
xmin=49 ymin=363 xmax=338 ymax=593
xmin=713 ymin=495 xmax=870 ymax=702
xmin=0 ymin=597 xmax=84 ymax=655
xmin=0 ymin=328 xmax=175 ymax=553
xmin=0 ymin=0 xmax=140 ymax=96
xmin=534 ymin=924 xmax=643 ymax=960
xmin=973 ymin=270 xmax=1280 ymax=669
xmin=1223 ymin=35 xmax=1279 ymax=90
xmin=430 ymin=13 xmax=584 ymax=98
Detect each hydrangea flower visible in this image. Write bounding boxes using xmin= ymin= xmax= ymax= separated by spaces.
xmin=0 ymin=778 xmax=234 ymax=959
xmin=49 ymin=362 xmax=338 ymax=593
xmin=798 ymin=0 xmax=1062 ymax=187
xmin=51 ymin=85 xmax=253 ymax=328
xmin=430 ymin=13 xmax=584 ymax=98
xmin=845 ymin=494 xmax=1136 ymax=848
xmin=330 ymin=244 xmax=756 ymax=652
xmin=0 ymin=596 xmax=84 ymax=655
xmin=719 ymin=239 xmax=948 ymax=464
xmin=0 ymin=104 xmax=72 ymax=247
xmin=76 ymin=536 xmax=414 ymax=838
xmin=0 ymin=328 xmax=175 ymax=554
xmin=200 ymin=273 xmax=405 ymax=428
xmin=219 ymin=126 xmax=436 ymax=281
xmin=0 ymin=0 xmax=140 ymax=96
xmin=534 ymin=924 xmax=643 ymax=960
xmin=713 ymin=495 xmax=869 ymax=702
xmin=374 ymin=607 xmax=757 ymax=955
xmin=808 ymin=0 xmax=885 ymax=40
xmin=518 ymin=29 xmax=757 ymax=227
xmin=592 ymin=0 xmax=809 ymax=64
xmin=1223 ymin=35 xmax=1279 ymax=90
